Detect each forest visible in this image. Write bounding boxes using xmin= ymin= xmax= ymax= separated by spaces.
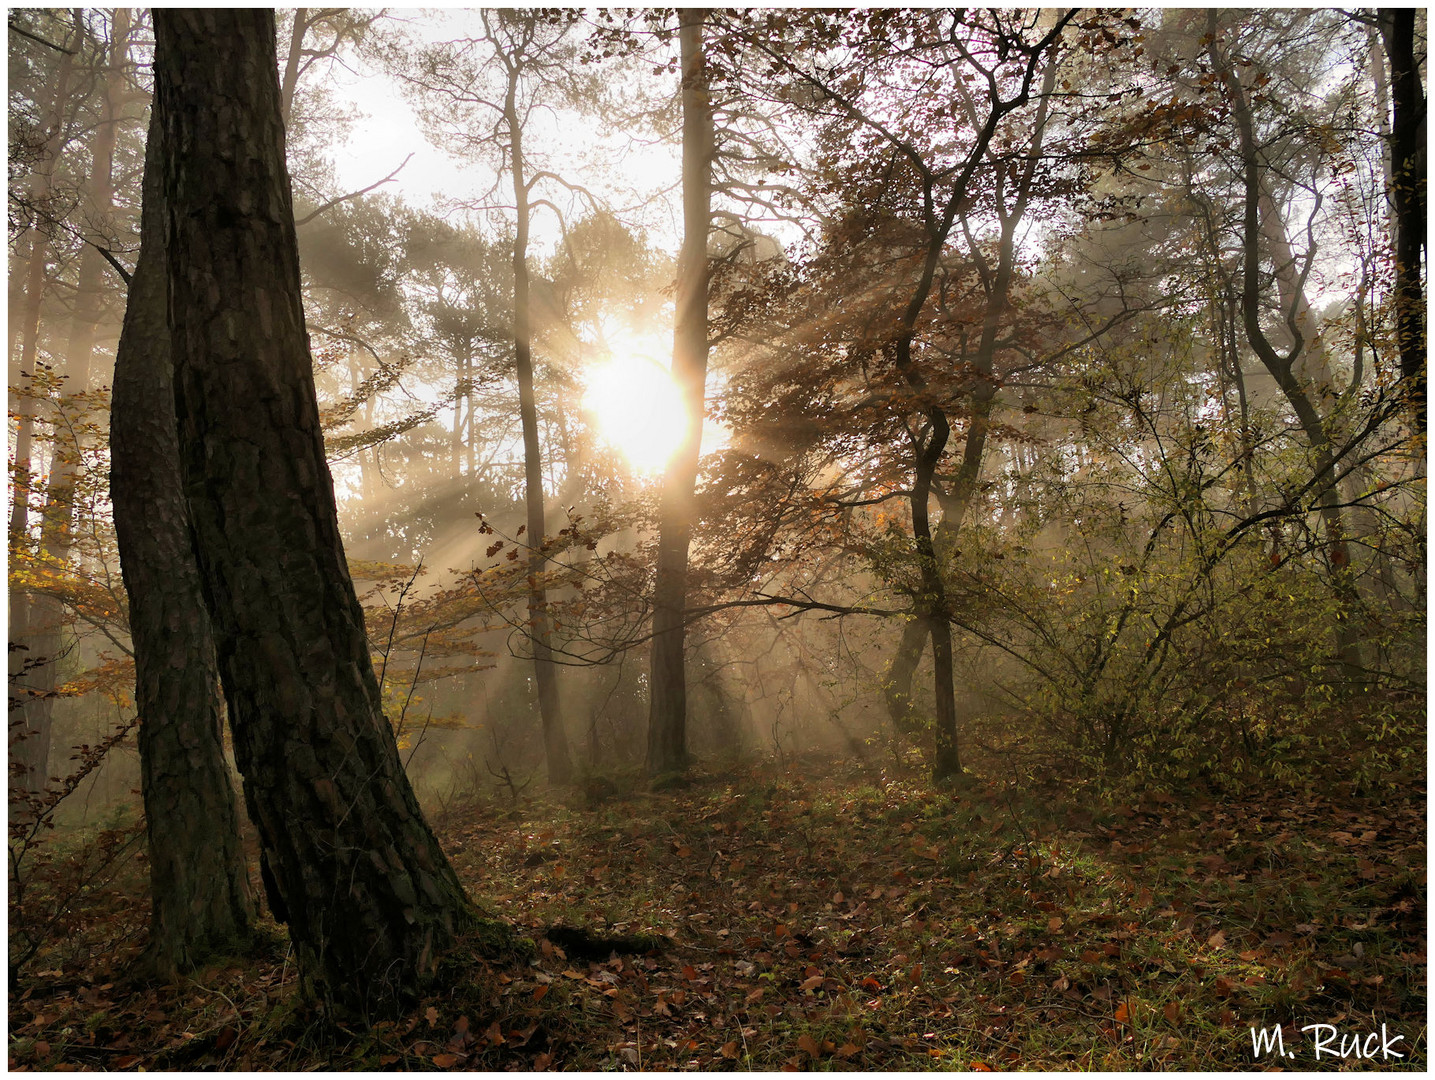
xmin=6 ymin=6 xmax=1426 ymax=1072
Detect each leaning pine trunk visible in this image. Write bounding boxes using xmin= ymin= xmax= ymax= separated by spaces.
xmin=153 ymin=9 xmax=479 ymax=1011
xmin=111 ymin=107 xmax=256 ymax=979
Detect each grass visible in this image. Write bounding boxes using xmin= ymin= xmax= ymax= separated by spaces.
xmin=7 ymin=750 xmax=1426 ymax=1071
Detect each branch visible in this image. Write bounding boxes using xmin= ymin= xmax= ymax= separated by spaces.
xmin=9 ymin=19 xmax=75 ymax=55
xmin=294 ymin=152 xmax=414 ymax=227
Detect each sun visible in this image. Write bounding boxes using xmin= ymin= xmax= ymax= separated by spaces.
xmin=583 ymin=350 xmax=688 ymax=473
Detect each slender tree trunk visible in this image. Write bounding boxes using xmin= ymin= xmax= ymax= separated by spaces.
xmin=1378 ymin=8 xmax=1426 ymax=433
xmin=8 ymin=15 xmax=77 ymax=544
xmin=111 ymin=109 xmax=255 ymax=978
xmin=154 ymin=9 xmax=480 ymax=1012
xmin=647 ymin=9 xmax=713 ymax=779
xmin=1209 ymin=13 xmax=1363 ymax=676
xmin=279 ymin=8 xmax=307 ymax=128
xmin=11 ymin=13 xmax=126 ymax=803
xmin=504 ymin=47 xmax=572 ymax=787
xmin=9 ymin=24 xmax=79 ymax=798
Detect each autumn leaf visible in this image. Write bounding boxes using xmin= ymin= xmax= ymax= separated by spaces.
xmin=1163 ymin=1001 xmax=1180 ymax=1024
xmin=1114 ymin=1001 xmax=1131 ymax=1025
xmin=721 ymin=1040 xmax=740 ymax=1059
xmin=425 ymin=1006 xmax=439 ymax=1028
xmin=1207 ymin=930 xmax=1227 ymax=949
xmin=797 ymin=1033 xmax=822 ymax=1057
xmin=431 ymin=1052 xmax=462 ymax=1068
xmin=533 ymin=984 xmax=550 ymax=1002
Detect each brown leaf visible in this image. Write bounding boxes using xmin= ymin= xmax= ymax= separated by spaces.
xmin=1163 ymin=1001 xmax=1180 ymax=1024
xmin=1114 ymin=1001 xmax=1131 ymax=1025
xmin=1207 ymin=930 xmax=1227 ymax=949
xmin=431 ymin=1052 xmax=461 ymax=1068
xmin=533 ymin=984 xmax=550 ymax=1002
xmin=214 ymin=1025 xmax=237 ymax=1051
xmin=799 ymin=975 xmax=824 ymax=992
xmin=797 ymin=1033 xmax=822 ymax=1057
xmin=425 ymin=1006 xmax=440 ymax=1028
xmin=1047 ymin=916 xmax=1064 ymax=932
xmin=721 ymin=1040 xmax=740 ymax=1059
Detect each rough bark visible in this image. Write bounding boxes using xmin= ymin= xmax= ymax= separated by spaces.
xmin=111 ymin=108 xmax=255 ymax=979
xmin=154 ymin=9 xmax=477 ymax=1012
xmin=1377 ymin=8 xmax=1427 ymax=433
xmin=504 ymin=32 xmax=572 ymax=787
xmin=646 ymin=9 xmax=713 ymax=779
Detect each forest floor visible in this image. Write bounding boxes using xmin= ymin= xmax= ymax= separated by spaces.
xmin=8 ymin=752 xmax=1427 ymax=1072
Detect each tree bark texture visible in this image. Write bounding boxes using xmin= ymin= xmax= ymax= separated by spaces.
xmin=1377 ymin=8 xmax=1427 ymax=434
xmin=647 ymin=9 xmax=713 ymax=779
xmin=153 ymin=9 xmax=473 ymax=1011
xmin=110 ymin=108 xmax=255 ymax=979
xmin=504 ymin=35 xmax=572 ymax=787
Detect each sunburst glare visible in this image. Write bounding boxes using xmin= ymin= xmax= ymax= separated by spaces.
xmin=583 ymin=349 xmax=687 ymax=473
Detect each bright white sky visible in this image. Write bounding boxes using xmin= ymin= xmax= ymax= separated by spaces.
xmin=324 ymin=9 xmax=685 ymax=259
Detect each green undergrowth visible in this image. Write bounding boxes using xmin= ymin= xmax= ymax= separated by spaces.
xmin=8 ymin=753 xmax=1426 ymax=1071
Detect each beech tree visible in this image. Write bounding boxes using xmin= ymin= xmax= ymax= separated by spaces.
xmin=153 ymin=8 xmax=476 ymax=1010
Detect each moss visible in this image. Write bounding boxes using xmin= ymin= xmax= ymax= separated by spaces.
xmin=648 ymin=770 xmax=690 ymax=793
xmin=460 ymin=911 xmax=535 ymax=964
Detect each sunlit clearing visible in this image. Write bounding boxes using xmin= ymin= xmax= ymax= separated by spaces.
xmin=584 ymin=352 xmax=687 ymax=473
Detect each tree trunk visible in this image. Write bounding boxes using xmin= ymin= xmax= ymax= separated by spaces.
xmin=10 ymin=13 xmax=123 ymax=805
xmin=1378 ymin=8 xmax=1426 ymax=434
xmin=279 ymin=8 xmax=308 ymax=128
xmin=154 ymin=9 xmax=478 ymax=1012
xmin=1210 ymin=13 xmax=1363 ymax=677
xmin=504 ymin=40 xmax=572 ymax=787
xmin=647 ymin=9 xmax=713 ymax=779
xmin=8 ymin=14 xmax=77 ymax=544
xmin=111 ymin=108 xmax=255 ymax=979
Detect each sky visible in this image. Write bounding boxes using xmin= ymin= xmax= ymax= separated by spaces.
xmin=323 ymin=10 xmax=685 ymax=259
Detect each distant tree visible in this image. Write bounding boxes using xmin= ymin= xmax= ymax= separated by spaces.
xmin=10 ymin=9 xmax=136 ymax=804
xmin=389 ymin=10 xmax=593 ymax=786
xmin=153 ymin=8 xmax=476 ymax=1010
